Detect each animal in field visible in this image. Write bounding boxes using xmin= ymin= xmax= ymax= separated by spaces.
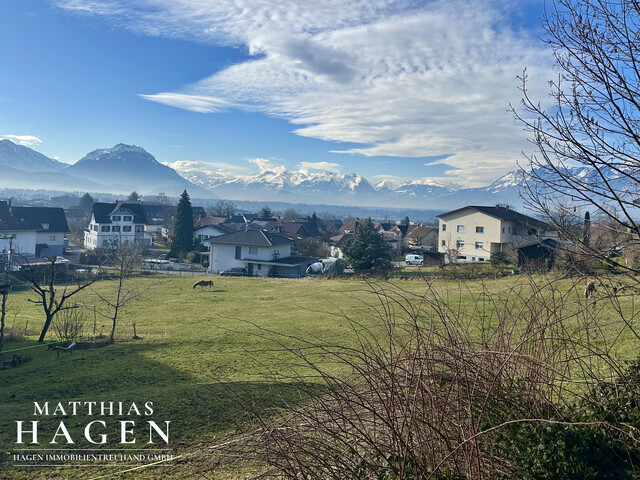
xmin=193 ymin=279 xmax=214 ymax=290
xmin=584 ymin=281 xmax=596 ymax=299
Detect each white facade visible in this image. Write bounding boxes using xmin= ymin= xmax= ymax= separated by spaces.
xmin=438 ymin=207 xmax=549 ymax=263
xmin=84 ymin=206 xmax=151 ymax=250
xmin=209 ymin=243 xmax=292 ymax=276
xmin=0 ymin=231 xmax=37 ymax=257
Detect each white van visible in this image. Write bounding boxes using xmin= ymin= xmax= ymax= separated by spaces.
xmin=405 ymin=254 xmax=424 ymax=265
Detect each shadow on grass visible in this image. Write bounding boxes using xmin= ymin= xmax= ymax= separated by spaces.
xmin=0 ymin=338 xmax=321 ymax=479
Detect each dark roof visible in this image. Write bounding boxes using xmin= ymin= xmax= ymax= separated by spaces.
xmin=10 ymin=207 xmax=70 ymax=233
xmin=208 ymin=230 xmax=297 ymax=247
xmin=438 ymin=206 xmax=551 ymax=231
xmin=0 ymin=202 xmax=42 ymax=232
xmin=92 ymin=202 xmax=148 ymax=224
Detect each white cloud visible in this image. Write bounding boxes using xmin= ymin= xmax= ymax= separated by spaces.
xmin=138 ymin=93 xmax=230 ymax=113
xmin=57 ymin=0 xmax=553 ymax=186
xmin=298 ymin=161 xmax=341 ymax=172
xmin=0 ymin=134 xmax=43 ymax=148
xmin=249 ymin=157 xmax=286 ymax=174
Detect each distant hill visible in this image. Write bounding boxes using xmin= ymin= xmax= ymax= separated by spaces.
xmin=62 ymin=143 xmax=212 ymax=196
xmin=0 ymin=139 xmax=66 ymax=172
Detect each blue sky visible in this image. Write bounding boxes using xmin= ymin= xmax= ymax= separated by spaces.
xmin=0 ymin=0 xmax=552 ymax=187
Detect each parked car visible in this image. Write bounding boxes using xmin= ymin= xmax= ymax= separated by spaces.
xmin=220 ymin=267 xmax=249 ymax=276
xmin=54 ymin=256 xmax=70 ymax=264
xmin=405 ymin=254 xmax=424 ymax=265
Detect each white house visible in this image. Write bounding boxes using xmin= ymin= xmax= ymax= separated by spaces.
xmin=193 ymin=217 xmax=234 ymax=244
xmin=84 ymin=202 xmax=153 ymax=250
xmin=208 ymin=230 xmax=318 ymax=277
xmin=437 ymin=205 xmax=553 ymax=262
xmin=0 ymin=202 xmax=69 ymax=258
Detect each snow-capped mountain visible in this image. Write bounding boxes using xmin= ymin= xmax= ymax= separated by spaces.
xmin=0 ymin=139 xmax=66 ymax=172
xmin=63 ymin=144 xmax=213 ymax=196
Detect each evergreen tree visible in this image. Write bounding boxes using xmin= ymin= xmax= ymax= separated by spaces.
xmin=79 ymin=193 xmax=94 ymax=214
xmin=171 ymin=190 xmax=194 ymax=258
xmin=127 ymin=191 xmax=141 ymax=202
xmin=342 ymin=218 xmax=392 ymax=271
xmin=259 ymin=205 xmax=273 ymax=220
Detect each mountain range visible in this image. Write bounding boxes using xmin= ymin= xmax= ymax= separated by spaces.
xmin=0 ymin=140 xmax=213 ymax=198
xmin=0 ymin=139 xmax=552 ymax=209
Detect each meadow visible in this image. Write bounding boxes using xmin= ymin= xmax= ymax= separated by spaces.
xmin=1 ymin=272 xmax=639 ymax=479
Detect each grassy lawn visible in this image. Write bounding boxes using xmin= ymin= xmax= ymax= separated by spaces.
xmin=1 ymin=273 xmax=639 ymax=479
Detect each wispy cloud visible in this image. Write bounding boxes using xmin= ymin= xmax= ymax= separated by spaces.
xmin=139 ymin=93 xmax=230 ymax=113
xmin=0 ymin=134 xmax=42 ymax=148
xmin=298 ymin=161 xmax=341 ymax=173
xmin=57 ymin=0 xmax=552 ymax=186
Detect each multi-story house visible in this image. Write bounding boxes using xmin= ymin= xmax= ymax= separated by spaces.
xmin=207 ymin=230 xmax=317 ymax=277
xmin=84 ymin=202 xmax=152 ymax=250
xmin=0 ymin=201 xmax=70 ymax=258
xmin=437 ymin=205 xmax=553 ymax=262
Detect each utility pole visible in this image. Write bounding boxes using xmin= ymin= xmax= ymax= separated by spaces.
xmin=0 ymin=234 xmax=16 ymax=352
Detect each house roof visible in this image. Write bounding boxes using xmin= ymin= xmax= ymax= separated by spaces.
xmin=10 ymin=207 xmax=70 ymax=233
xmin=406 ymin=225 xmax=436 ymax=241
xmin=0 ymin=202 xmax=42 ymax=232
xmin=194 ymin=216 xmax=229 ymax=228
xmin=338 ymin=219 xmax=361 ymax=234
xmin=438 ymin=206 xmax=551 ymax=231
xmin=92 ymin=202 xmax=148 ymax=224
xmin=208 ymin=229 xmax=297 ymax=247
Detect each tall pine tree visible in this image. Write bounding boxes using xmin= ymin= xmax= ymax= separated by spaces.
xmin=171 ymin=190 xmax=194 ymax=258
xmin=342 ymin=218 xmax=392 ymax=271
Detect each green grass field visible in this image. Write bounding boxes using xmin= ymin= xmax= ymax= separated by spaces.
xmin=1 ymin=273 xmax=639 ymax=479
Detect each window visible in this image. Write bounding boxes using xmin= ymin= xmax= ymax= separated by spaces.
xmin=123 ymin=216 xmax=132 ymax=221
xmin=472 ymin=257 xmax=476 ymax=261
xmin=476 ymin=226 xmax=484 ymax=233
xmin=123 ymin=226 xmax=131 ymax=232
xmin=508 ymin=227 xmax=511 ymax=233
xmin=442 ymin=224 xmax=447 ymax=231
xmin=49 ymin=235 xmax=56 ymax=241
xmin=135 ymin=225 xmax=144 ymax=232
xmin=112 ymin=226 xmax=121 ymax=232
xmin=441 ymin=240 xmax=446 ymax=246
xmin=502 ymin=227 xmax=505 ymax=233
xmin=249 ymin=247 xmax=258 ymax=255
xmin=478 ymin=258 xmax=485 ymax=261
xmin=475 ymin=242 xmax=483 ymax=250
xmin=457 ymin=225 xmax=465 ymax=233
xmin=513 ymin=227 xmax=517 ymax=234
xmin=235 ymin=246 xmax=242 ymax=259
xmin=101 ymin=226 xmax=110 ymax=232
xmin=112 ymin=215 xmax=121 ymax=221
xmin=456 ymin=240 xmax=464 ymax=249
xmin=257 ymin=264 xmax=262 ymax=270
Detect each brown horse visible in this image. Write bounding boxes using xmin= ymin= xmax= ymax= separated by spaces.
xmin=193 ymin=279 xmax=214 ymax=290
xmin=584 ymin=281 xmax=596 ymax=299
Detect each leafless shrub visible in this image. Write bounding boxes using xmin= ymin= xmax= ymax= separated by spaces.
xmin=51 ymin=306 xmax=85 ymax=342
xmin=220 ymin=274 xmax=639 ymax=479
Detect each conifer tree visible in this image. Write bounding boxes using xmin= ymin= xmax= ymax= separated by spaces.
xmin=342 ymin=218 xmax=392 ymax=271
xmin=170 ymin=190 xmax=194 ymax=258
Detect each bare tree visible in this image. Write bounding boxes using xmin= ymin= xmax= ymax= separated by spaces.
xmin=20 ymin=256 xmax=97 ymax=343
xmin=208 ymin=200 xmax=236 ymax=218
xmin=514 ymin=0 xmax=640 ymax=274
xmin=94 ymin=242 xmax=149 ymax=339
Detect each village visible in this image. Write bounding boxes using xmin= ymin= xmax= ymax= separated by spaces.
xmin=2 ymin=192 xmax=626 ymax=279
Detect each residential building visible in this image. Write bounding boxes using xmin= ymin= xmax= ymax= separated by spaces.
xmin=207 ymin=230 xmax=317 ymax=277
xmin=84 ymin=202 xmax=153 ymax=250
xmin=437 ymin=205 xmax=553 ymax=262
xmin=405 ymin=225 xmax=438 ymax=252
xmin=0 ymin=201 xmax=70 ymax=257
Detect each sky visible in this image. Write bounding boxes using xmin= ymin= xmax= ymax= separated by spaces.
xmin=0 ymin=0 xmax=554 ymax=187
